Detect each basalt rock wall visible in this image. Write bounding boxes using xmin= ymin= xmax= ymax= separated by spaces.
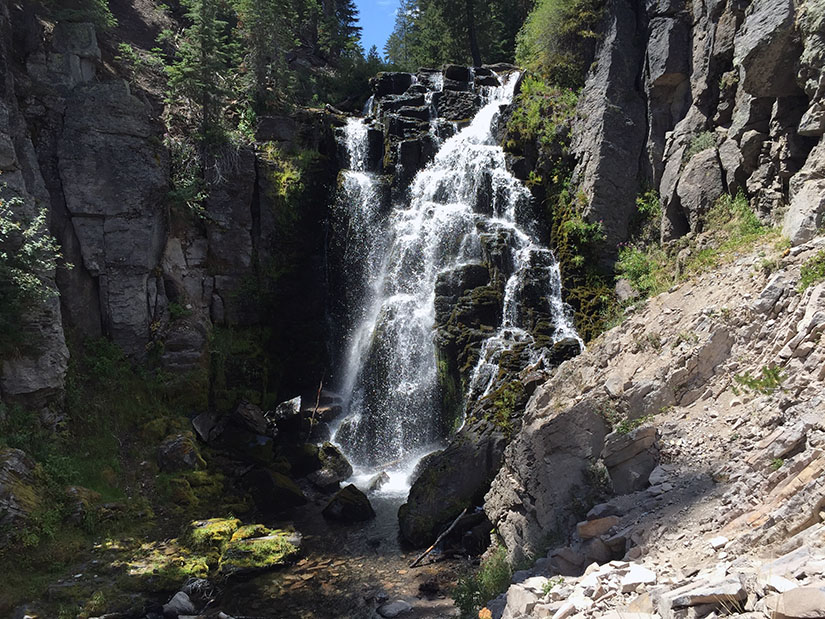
xmin=0 ymin=0 xmax=339 ymax=410
xmin=573 ymin=0 xmax=825 ymax=255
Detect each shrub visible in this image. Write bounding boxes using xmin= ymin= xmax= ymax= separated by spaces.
xmin=453 ymin=544 xmax=512 ymax=618
xmin=799 ymin=249 xmax=825 ymax=291
xmin=0 ymin=190 xmax=64 ymax=355
xmin=683 ymin=131 xmax=717 ymax=162
xmin=516 ymin=0 xmax=606 ymax=88
xmin=43 ymin=0 xmax=117 ymax=29
xmin=508 ymin=77 xmax=578 ymax=149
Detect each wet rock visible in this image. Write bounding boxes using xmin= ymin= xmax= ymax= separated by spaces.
xmin=307 ymin=442 xmax=353 ymax=491
xmin=546 ymin=337 xmax=583 ymax=367
xmin=371 ymin=72 xmax=414 ymax=97
xmin=322 ymin=484 xmax=375 ymax=522
xmin=368 ymin=472 xmax=390 ymax=492
xmin=444 ymin=65 xmax=471 ymax=82
xmin=157 ymin=433 xmax=205 ymax=473
xmin=433 ymin=90 xmax=479 ymax=121
xmin=243 ymin=469 xmax=307 ymax=513
xmin=400 ymin=421 xmax=506 ymax=547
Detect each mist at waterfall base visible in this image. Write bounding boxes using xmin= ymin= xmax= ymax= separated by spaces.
xmin=329 ymin=71 xmax=581 ymax=501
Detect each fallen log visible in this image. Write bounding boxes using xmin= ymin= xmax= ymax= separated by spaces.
xmin=410 ymin=507 xmax=468 ymax=568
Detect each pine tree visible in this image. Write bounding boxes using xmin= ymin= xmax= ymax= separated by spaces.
xmin=165 ymin=0 xmax=240 ymax=142
xmin=234 ymin=0 xmax=298 ymax=111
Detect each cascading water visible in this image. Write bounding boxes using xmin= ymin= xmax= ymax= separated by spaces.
xmin=332 ymin=72 xmax=580 ymax=493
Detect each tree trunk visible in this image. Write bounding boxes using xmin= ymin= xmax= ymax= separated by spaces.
xmin=465 ymin=0 xmax=482 ymax=67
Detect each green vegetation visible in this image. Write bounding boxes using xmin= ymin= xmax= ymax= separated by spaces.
xmin=615 ymin=414 xmax=653 ymax=435
xmin=507 ymin=77 xmax=579 ymax=153
xmin=0 ymin=190 xmax=64 ymax=355
xmin=542 ymin=576 xmax=565 ymax=595
xmin=684 ymin=131 xmax=717 ymax=162
xmin=770 ymin=457 xmax=784 ymax=471
xmin=478 ymin=380 xmax=526 ymax=434
xmin=43 ymin=0 xmax=116 ymax=29
xmin=453 ymin=544 xmax=512 ymax=618
xmin=733 ymin=365 xmax=785 ymax=395
xmin=799 ymin=249 xmax=825 ymax=291
xmin=616 ymin=192 xmax=776 ymax=300
xmin=516 ymin=0 xmax=606 ymax=88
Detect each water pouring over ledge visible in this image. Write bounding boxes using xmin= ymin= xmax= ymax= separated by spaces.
xmin=330 ymin=71 xmax=581 ymax=496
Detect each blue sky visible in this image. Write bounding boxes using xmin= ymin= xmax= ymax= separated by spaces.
xmin=355 ymin=0 xmax=400 ymax=56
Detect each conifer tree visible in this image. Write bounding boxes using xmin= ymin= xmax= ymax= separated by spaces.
xmin=165 ymin=0 xmax=239 ymax=142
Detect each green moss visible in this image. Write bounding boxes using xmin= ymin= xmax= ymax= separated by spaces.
xmin=231 ymin=524 xmax=271 ymax=542
xmin=184 ymin=517 xmax=241 ymax=553
xmin=219 ymin=529 xmax=299 ymax=576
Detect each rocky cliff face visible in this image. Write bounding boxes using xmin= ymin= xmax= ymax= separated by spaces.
xmin=483 ymin=0 xmax=825 ymax=611
xmin=575 ymin=0 xmax=825 ymax=254
xmin=0 ymin=0 xmax=339 ymax=410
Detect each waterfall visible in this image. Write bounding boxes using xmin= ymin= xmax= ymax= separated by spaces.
xmin=332 ymin=72 xmax=580 ymax=492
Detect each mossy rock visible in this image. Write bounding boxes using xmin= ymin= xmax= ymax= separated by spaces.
xmin=230 ymin=523 xmax=270 ymax=542
xmin=117 ymin=541 xmax=211 ymax=594
xmin=243 ymin=468 xmax=307 ymax=514
xmin=184 ymin=517 xmax=241 ymax=553
xmin=157 ymin=432 xmax=206 ymax=473
xmin=219 ymin=529 xmax=301 ymax=578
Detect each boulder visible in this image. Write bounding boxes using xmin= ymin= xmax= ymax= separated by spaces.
xmin=243 ymin=469 xmax=307 ymax=513
xmin=785 ymin=141 xmax=825 ymax=246
xmin=676 ymin=147 xmax=725 ymax=233
xmin=765 ymin=587 xmax=825 ymax=619
xmin=444 ymin=65 xmax=471 ymax=82
xmin=230 ymin=400 xmax=273 ymax=437
xmin=157 ymin=433 xmax=205 ymax=473
xmin=322 ymin=484 xmax=375 ymax=522
xmin=377 ymin=600 xmax=413 ymax=618
xmin=399 ymin=421 xmax=507 ymax=547
xmin=163 ymin=591 xmax=196 ymax=617
xmin=219 ymin=529 xmax=301 ymax=578
xmin=307 ymin=442 xmax=353 ymax=491
xmin=368 ymin=471 xmax=390 ymax=492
